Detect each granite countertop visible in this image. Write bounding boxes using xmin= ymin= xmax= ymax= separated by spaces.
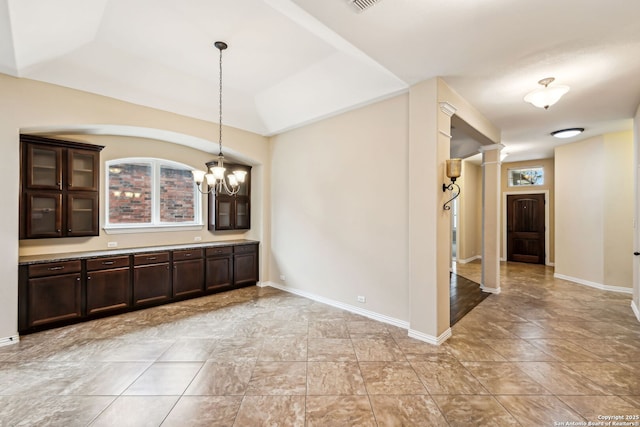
xmin=19 ymin=239 xmax=259 ymax=265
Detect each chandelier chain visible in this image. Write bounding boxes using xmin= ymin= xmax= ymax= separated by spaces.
xmin=218 ymin=44 xmax=223 ymax=156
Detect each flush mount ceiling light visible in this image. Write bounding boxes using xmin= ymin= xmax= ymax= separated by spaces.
xmin=524 ymin=77 xmax=570 ymax=110
xmin=551 ymin=127 xmax=585 ymax=139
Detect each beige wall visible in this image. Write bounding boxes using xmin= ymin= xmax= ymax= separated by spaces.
xmin=270 ymin=94 xmax=411 ymax=322
xmin=0 ymin=74 xmax=269 ymax=340
xmin=501 ymin=158 xmax=555 ymax=264
xmin=457 ymin=161 xmax=482 ymax=262
xmin=555 ymin=131 xmax=633 ymax=290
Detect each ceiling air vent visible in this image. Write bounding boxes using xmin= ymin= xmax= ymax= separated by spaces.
xmin=349 ymin=0 xmax=382 ymax=12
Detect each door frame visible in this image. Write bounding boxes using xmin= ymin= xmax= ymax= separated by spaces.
xmin=502 ymin=190 xmax=550 ymax=266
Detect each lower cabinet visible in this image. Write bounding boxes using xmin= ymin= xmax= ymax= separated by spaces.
xmin=234 ymin=244 xmax=259 ymax=285
xmin=205 ymin=246 xmax=233 ymax=290
xmin=24 ymin=260 xmax=82 ymax=328
xmin=18 ymin=241 xmax=259 ymax=333
xmin=133 ymin=252 xmax=171 ymax=306
xmin=173 ymin=249 xmax=204 ymax=298
xmin=86 ymin=256 xmax=130 ymax=315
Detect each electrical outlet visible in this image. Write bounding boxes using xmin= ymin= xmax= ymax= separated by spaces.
xmin=194 ymin=236 xmax=202 ymax=241
xmin=280 ymin=275 xmax=286 ymax=281
xmin=107 ymin=241 xmax=118 ymax=248
xmin=357 ymin=296 xmax=366 ymax=303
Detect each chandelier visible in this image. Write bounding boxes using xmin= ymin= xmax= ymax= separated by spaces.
xmin=524 ymin=77 xmax=570 ymax=110
xmin=193 ymin=41 xmax=247 ymax=195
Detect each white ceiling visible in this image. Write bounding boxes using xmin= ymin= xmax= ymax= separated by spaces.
xmin=2 ymin=0 xmax=640 ymax=162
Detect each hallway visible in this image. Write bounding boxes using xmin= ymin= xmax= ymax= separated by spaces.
xmin=0 ymin=262 xmax=639 ymax=425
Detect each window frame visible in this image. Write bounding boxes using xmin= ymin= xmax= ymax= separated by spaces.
xmin=104 ymin=157 xmax=203 ymax=234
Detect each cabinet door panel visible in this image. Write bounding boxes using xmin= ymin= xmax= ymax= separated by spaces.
xmin=214 ymin=197 xmax=233 ymax=230
xmin=235 ymin=198 xmax=250 ymax=229
xmin=133 ymin=263 xmax=171 ymax=306
xmin=87 ymin=268 xmax=130 ymax=315
xmin=205 ymin=256 xmax=233 ymax=290
xmin=173 ymin=259 xmax=204 ymax=297
xmin=67 ymin=193 xmax=99 ymax=236
xmin=26 ymin=144 xmax=63 ymax=190
xmin=28 ymin=273 xmax=81 ymax=327
xmin=234 ymin=253 xmax=258 ymax=285
xmin=25 ymin=192 xmax=63 ymax=238
xmin=68 ymin=149 xmax=99 ymax=191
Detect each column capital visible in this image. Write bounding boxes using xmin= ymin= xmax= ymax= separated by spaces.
xmin=439 ymin=102 xmax=457 ymax=117
xmin=479 ymin=143 xmax=505 ymax=152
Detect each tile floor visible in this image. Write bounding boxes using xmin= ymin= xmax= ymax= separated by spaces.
xmin=0 ymin=261 xmax=639 ymax=426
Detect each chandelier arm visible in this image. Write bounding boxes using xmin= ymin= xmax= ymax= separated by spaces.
xmin=195 ymin=182 xmax=214 ymax=194
xmin=220 ymin=179 xmax=240 ymax=196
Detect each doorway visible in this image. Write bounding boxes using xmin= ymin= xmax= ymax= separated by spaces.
xmin=506 ymin=193 xmax=545 ymax=264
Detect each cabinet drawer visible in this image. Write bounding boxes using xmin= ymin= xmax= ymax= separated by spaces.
xmin=173 ymin=249 xmax=203 ymax=261
xmin=134 ymin=252 xmax=170 ymax=266
xmin=234 ymin=244 xmax=257 ymax=254
xmin=206 ymin=246 xmax=233 ymax=257
xmin=29 ymin=260 xmax=81 ymax=278
xmin=87 ymin=256 xmax=130 ymax=271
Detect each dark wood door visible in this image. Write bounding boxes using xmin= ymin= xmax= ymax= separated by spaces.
xmin=28 ymin=273 xmax=82 ymax=327
xmin=205 ymin=255 xmax=233 ymax=290
xmin=507 ymin=194 xmax=545 ymax=264
xmin=133 ymin=263 xmax=171 ymax=306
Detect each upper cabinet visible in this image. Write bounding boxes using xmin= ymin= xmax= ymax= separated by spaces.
xmin=208 ymin=162 xmax=251 ymax=231
xmin=20 ymin=135 xmax=104 ymax=239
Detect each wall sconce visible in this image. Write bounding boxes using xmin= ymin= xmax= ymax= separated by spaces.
xmin=443 ymin=158 xmax=462 ymax=211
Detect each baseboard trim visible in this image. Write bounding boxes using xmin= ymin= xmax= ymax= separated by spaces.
xmin=632 ymin=300 xmax=640 ymax=322
xmin=457 ymin=255 xmax=481 ymax=264
xmin=408 ymin=328 xmax=452 ymax=346
xmin=264 ymin=282 xmax=410 ymax=330
xmin=0 ymin=335 xmax=19 ymax=347
xmin=480 ymin=285 xmax=501 ymax=294
xmin=553 ymin=273 xmax=633 ymax=294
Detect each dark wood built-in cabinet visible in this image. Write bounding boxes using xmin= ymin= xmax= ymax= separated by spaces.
xmin=18 ymin=241 xmax=259 ymax=334
xmin=208 ymin=162 xmax=251 ymax=231
xmin=173 ymin=249 xmax=205 ymax=298
xmin=133 ymin=252 xmax=172 ymax=306
xmin=20 ymin=135 xmax=103 ymax=239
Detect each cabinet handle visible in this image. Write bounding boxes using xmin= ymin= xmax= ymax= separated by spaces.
xmin=76 ymin=277 xmax=80 ymax=281
xmin=102 ymin=261 xmax=115 ymax=265
xmin=68 ymin=229 xmax=72 ymax=232
xmin=147 ymin=257 xmax=157 ymax=261
xmin=87 ymin=276 xmax=91 ymax=280
xmin=184 ymin=253 xmax=192 ymax=257
xmin=56 ymin=229 xmax=61 ymax=233
xmin=48 ymin=266 xmax=64 ymax=271
xmin=57 ymin=181 xmax=62 ymax=190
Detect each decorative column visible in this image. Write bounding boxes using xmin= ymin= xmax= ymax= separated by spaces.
xmin=480 ymin=144 xmax=503 ymax=294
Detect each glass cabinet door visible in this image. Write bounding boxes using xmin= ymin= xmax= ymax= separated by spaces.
xmin=235 ymin=198 xmax=250 ymax=229
xmin=67 ymin=193 xmax=98 ymax=236
xmin=26 ymin=192 xmax=63 ymax=237
xmin=26 ymin=145 xmax=63 ymax=190
xmin=215 ymin=197 xmax=233 ymax=230
xmin=68 ymin=149 xmax=99 ymax=191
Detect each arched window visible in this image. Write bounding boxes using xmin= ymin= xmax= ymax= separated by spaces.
xmin=105 ymin=158 xmax=202 ymax=232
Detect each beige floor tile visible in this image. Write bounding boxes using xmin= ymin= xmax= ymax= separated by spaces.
xmin=514 ymin=362 xmax=606 ymax=395
xmin=123 ymin=362 xmax=203 ymax=395
xmin=258 ymin=336 xmax=307 ymax=361
xmin=432 ymin=395 xmax=519 ymax=426
xmin=234 ymin=395 xmax=305 ymax=427
xmin=306 ymin=361 xmax=366 ymax=395
xmin=307 ymin=338 xmax=357 ymax=362
xmin=308 ymin=320 xmax=350 ymax=339
xmin=557 ymin=395 xmax=640 ymax=421
xmin=0 ymin=395 xmax=114 ymax=427
xmin=568 ymin=362 xmax=640 ymax=395
xmin=527 ymin=339 xmax=602 ymax=362
xmin=461 ymin=361 xmax=551 ymax=395
xmin=359 ymin=361 xmax=427 ymax=395
xmin=305 ymin=395 xmax=376 ymax=427
xmin=245 ymin=361 xmax=307 ymax=395
xmin=352 ymin=337 xmax=405 ymax=361
xmin=162 ymin=396 xmax=242 ymax=427
xmin=90 ymin=396 xmax=178 ymax=427
xmin=482 ymin=338 xmax=558 ymax=361
xmin=443 ymin=336 xmax=507 ymax=362
xmin=496 ymin=395 xmax=585 ymax=426
xmin=411 ymin=359 xmax=488 ymax=395
xmin=185 ymin=360 xmax=255 ymax=395
xmin=369 ymin=395 xmax=449 ymax=426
